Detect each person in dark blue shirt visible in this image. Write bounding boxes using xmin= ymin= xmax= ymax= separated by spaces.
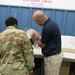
xmin=32 ymin=10 xmax=62 ymax=75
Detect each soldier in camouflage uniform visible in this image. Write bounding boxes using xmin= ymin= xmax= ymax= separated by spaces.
xmin=0 ymin=17 xmax=35 ymax=75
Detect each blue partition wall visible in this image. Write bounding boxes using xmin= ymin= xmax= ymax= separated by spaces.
xmin=0 ymin=5 xmax=75 ymax=36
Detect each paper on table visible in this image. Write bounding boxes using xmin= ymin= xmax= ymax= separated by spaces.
xmin=33 ymin=47 xmax=42 ymax=55
xmin=61 ymin=35 xmax=75 ymax=49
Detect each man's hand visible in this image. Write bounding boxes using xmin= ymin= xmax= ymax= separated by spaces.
xmin=31 ymin=32 xmax=41 ymax=40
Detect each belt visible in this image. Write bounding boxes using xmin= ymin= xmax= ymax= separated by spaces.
xmin=44 ymin=52 xmax=60 ymax=57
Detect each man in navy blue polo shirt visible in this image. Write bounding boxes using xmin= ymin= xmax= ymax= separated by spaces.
xmin=32 ymin=10 xmax=62 ymax=75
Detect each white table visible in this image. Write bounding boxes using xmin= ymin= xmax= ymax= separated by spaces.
xmin=33 ymin=47 xmax=75 ymax=62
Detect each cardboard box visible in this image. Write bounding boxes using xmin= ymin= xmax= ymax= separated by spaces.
xmin=60 ymin=61 xmax=71 ymax=75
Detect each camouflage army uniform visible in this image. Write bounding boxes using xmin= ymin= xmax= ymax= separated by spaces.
xmin=0 ymin=26 xmax=35 ymax=75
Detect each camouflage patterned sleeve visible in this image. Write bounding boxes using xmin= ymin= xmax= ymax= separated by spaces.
xmin=21 ymin=32 xmax=35 ymax=71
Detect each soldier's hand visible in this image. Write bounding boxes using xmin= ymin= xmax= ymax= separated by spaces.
xmin=29 ymin=69 xmax=33 ymax=75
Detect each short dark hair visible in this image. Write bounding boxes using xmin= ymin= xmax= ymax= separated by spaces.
xmin=5 ymin=17 xmax=18 ymax=27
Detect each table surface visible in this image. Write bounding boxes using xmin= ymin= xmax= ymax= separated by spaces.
xmin=33 ymin=46 xmax=75 ymax=62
